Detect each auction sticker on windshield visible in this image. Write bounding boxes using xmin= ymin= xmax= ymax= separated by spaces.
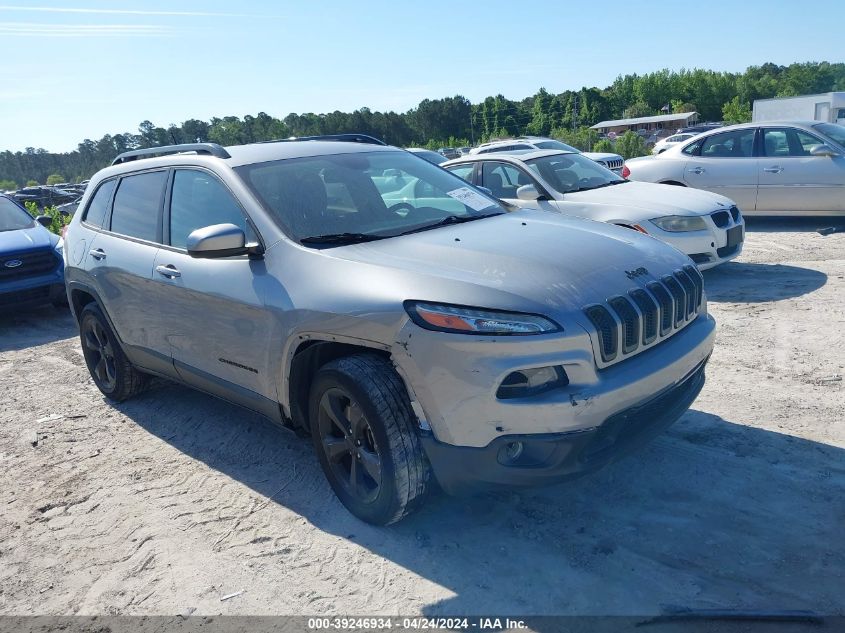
xmin=446 ymin=187 xmax=495 ymax=212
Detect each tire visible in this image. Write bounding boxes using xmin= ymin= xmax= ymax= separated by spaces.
xmin=309 ymin=354 xmax=431 ymax=525
xmin=79 ymin=303 xmax=148 ymax=402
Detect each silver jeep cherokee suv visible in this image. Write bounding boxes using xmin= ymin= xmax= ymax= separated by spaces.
xmin=64 ymin=135 xmax=715 ymax=525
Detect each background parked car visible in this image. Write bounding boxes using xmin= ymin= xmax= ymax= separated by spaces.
xmin=652 ymin=133 xmax=698 ymax=155
xmin=678 ymin=122 xmax=724 ymax=135
xmin=624 ymin=121 xmax=845 ymax=215
xmin=0 ymin=193 xmax=65 ymax=309
xmin=470 ymin=136 xmax=625 ymax=174
xmin=437 ymin=147 xmax=460 ymax=160
xmin=406 ymin=148 xmax=448 ymax=164
xmin=443 ymin=149 xmax=744 ymax=269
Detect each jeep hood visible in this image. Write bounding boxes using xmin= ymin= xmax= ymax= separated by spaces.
xmin=563 ymin=180 xmax=733 ymax=217
xmin=327 ymin=210 xmax=690 ymax=316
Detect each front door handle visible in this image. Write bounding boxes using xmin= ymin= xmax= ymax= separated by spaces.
xmin=763 ymin=166 xmax=784 ymax=173
xmin=89 ymin=249 xmax=106 ymax=260
xmin=155 ymin=264 xmax=181 ymax=278
xmin=687 ymin=167 xmax=705 ymax=175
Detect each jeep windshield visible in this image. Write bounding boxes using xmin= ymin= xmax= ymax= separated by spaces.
xmin=236 ymin=150 xmax=505 ymax=246
xmin=524 ymin=153 xmax=627 ymax=194
xmin=0 ymin=197 xmax=35 ymax=232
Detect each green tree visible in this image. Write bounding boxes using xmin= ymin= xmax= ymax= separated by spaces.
xmin=24 ymin=202 xmax=69 ymax=235
xmin=623 ymin=101 xmax=652 ymax=119
xmin=0 ymin=179 xmax=17 ymax=190
xmin=593 ymin=139 xmax=614 ymax=153
xmin=615 ymin=132 xmax=649 ymax=159
xmin=26 ymin=179 xmax=38 ymax=186
xmin=670 ymin=99 xmax=697 ymax=113
xmin=46 ymin=174 xmax=65 ymax=185
xmin=722 ymin=96 xmax=752 ymax=124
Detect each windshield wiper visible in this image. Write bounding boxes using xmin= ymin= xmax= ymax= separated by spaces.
xmin=395 ymin=212 xmax=504 ymax=237
xmin=299 ymin=232 xmax=387 ymax=245
xmin=578 ymin=180 xmax=629 ymax=192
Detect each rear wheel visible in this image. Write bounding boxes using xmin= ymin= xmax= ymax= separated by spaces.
xmin=309 ymin=354 xmax=430 ymax=525
xmin=79 ymin=303 xmax=148 ymax=402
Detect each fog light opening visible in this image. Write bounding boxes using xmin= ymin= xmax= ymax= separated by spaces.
xmin=498 ymin=441 xmax=524 ymax=465
xmin=496 ymin=366 xmax=568 ymax=399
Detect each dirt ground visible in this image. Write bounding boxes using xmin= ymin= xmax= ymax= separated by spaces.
xmin=1 ymin=218 xmax=843 ymax=618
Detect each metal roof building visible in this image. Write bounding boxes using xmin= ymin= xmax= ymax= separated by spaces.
xmin=590 ymin=112 xmax=699 ymax=133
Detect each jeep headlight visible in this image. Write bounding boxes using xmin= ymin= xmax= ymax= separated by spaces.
xmin=404 ymin=301 xmax=560 ymax=335
xmin=650 ymin=215 xmax=708 ymax=232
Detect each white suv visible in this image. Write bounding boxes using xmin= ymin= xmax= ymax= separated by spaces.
xmin=470 ymin=136 xmax=624 ymax=173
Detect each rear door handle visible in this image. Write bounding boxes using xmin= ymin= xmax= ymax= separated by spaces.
xmin=89 ymin=249 xmax=106 ymax=260
xmin=687 ymin=167 xmax=705 ymax=174
xmin=763 ymin=166 xmax=784 ymax=173
xmin=155 ymin=264 xmax=181 ymax=278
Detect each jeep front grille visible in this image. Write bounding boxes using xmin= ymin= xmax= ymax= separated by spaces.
xmin=584 ymin=267 xmax=704 ymax=366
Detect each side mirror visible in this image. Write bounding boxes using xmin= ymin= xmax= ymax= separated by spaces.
xmin=187 ymin=223 xmax=259 ymax=259
xmin=35 ymin=215 xmax=52 ymax=228
xmin=516 ymin=184 xmax=542 ymax=201
xmin=810 ymin=144 xmax=840 ymax=157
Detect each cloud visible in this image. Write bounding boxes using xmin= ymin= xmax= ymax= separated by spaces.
xmin=0 ymin=22 xmax=172 ymax=36
xmin=0 ymin=5 xmax=279 ymax=18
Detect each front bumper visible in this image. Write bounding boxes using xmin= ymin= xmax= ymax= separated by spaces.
xmin=422 ymin=356 xmax=707 ymax=494
xmin=393 ymin=311 xmax=715 ymax=448
xmin=0 ymin=268 xmax=65 ymax=309
xmin=647 ymin=220 xmax=745 ymax=270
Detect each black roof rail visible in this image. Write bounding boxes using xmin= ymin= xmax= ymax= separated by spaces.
xmin=111 ymin=143 xmax=231 ymax=166
xmin=258 ymin=133 xmax=387 ymax=146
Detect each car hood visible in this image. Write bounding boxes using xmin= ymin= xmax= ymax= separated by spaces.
xmin=583 ymin=152 xmax=622 ymax=161
xmin=562 ymin=181 xmax=733 ymax=216
xmin=0 ymin=224 xmax=55 ymax=253
xmin=324 ymin=210 xmax=691 ymax=317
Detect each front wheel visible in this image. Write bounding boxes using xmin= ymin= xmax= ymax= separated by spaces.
xmin=79 ymin=303 xmax=148 ymax=402
xmin=309 ymin=354 xmax=431 ymax=525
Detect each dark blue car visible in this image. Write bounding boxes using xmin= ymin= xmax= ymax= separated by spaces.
xmin=0 ymin=194 xmax=65 ymax=310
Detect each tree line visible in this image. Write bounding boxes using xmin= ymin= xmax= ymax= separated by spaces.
xmin=2 ymin=61 xmax=843 ymax=187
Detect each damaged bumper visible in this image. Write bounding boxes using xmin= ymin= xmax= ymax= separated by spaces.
xmin=392 ymin=311 xmax=715 ymax=488
xmin=420 ymin=356 xmax=707 ymax=494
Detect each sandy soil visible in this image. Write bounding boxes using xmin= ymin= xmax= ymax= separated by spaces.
xmin=1 ymin=218 xmax=843 ymax=618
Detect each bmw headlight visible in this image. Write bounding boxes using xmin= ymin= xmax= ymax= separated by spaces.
xmin=650 ymin=215 xmax=708 ymax=232
xmin=404 ymin=301 xmax=560 ymax=335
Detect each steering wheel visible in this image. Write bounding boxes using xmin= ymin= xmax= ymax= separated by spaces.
xmin=389 ymin=202 xmax=416 ymax=216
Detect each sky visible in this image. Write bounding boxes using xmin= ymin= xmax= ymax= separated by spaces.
xmin=0 ymin=0 xmax=842 ymax=153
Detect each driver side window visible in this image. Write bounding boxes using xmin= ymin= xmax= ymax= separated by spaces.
xmin=481 ymin=162 xmax=527 ymax=199
xmin=169 ymin=170 xmax=255 ymax=249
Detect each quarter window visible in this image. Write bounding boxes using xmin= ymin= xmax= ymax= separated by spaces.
xmin=445 ymin=164 xmax=474 ymax=183
xmin=700 ymin=129 xmax=756 ymax=158
xmin=682 ymin=139 xmax=703 ymax=156
xmin=110 ymin=171 xmax=167 ymax=242
xmin=82 ymin=179 xmax=116 ymax=228
xmin=169 ymin=170 xmax=254 ymax=249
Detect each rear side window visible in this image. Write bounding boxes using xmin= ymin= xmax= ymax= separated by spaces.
xmin=169 ymin=170 xmax=254 ymax=249
xmin=110 ymin=171 xmax=167 ymax=242
xmin=82 ymin=179 xmax=116 ymax=228
xmin=700 ymin=129 xmax=756 ymax=158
